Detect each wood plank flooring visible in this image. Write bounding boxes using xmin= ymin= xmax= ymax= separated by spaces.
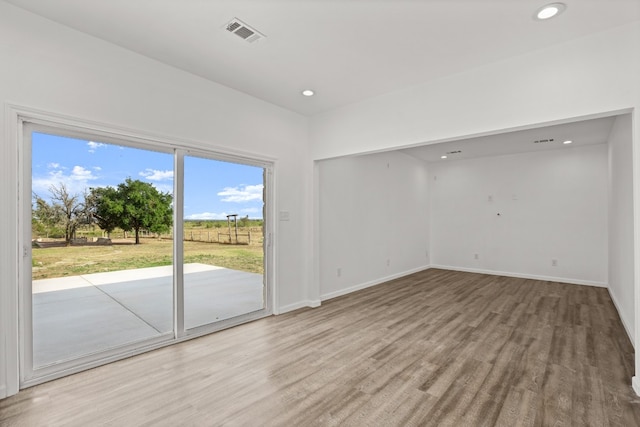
xmin=2 ymin=269 xmax=640 ymax=426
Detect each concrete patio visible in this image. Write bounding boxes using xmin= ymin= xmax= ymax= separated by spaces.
xmin=32 ymin=263 xmax=264 ymax=367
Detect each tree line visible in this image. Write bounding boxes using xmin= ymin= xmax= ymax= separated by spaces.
xmin=33 ymin=178 xmax=172 ymax=245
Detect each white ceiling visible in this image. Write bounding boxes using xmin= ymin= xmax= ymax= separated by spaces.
xmin=400 ymin=115 xmax=616 ymax=163
xmin=4 ymin=0 xmax=640 ymax=116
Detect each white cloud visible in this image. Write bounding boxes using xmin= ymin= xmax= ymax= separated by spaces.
xmin=139 ymin=168 xmax=174 ymax=181
xmin=87 ymin=141 xmax=105 ymax=153
xmin=71 ymin=166 xmax=97 ymax=181
xmin=218 ymin=184 xmax=263 ymax=203
xmin=152 ymin=183 xmax=174 ymax=195
xmin=93 ymin=166 xmax=102 ymax=171
xmin=33 ymin=164 xmax=98 ymax=196
xmin=185 ymin=212 xmax=230 ymax=220
xmin=47 ymin=162 xmax=61 ymax=169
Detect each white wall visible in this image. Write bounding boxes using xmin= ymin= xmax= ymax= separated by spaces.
xmin=429 ymin=145 xmax=608 ymax=285
xmin=318 ymin=151 xmax=429 ymax=299
xmin=608 ymin=114 xmax=635 ymax=343
xmin=0 ymin=2 xmax=312 ymax=398
xmin=310 ymin=22 xmax=640 ymax=160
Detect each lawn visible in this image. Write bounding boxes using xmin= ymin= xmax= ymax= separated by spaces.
xmin=32 ymin=238 xmax=264 ymax=280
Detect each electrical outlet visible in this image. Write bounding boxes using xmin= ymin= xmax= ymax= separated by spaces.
xmin=552 ymin=259 xmax=558 ymax=267
xmin=386 ymin=259 xmax=390 ymax=267
xmin=474 ymin=253 xmax=479 ymax=260
xmin=337 ymin=268 xmax=341 ymax=277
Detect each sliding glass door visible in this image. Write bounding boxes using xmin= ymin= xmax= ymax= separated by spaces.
xmin=182 ymin=155 xmax=266 ymax=331
xmin=21 ymin=121 xmax=271 ymax=387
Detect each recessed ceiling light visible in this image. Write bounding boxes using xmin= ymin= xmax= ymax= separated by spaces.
xmin=535 ymin=3 xmax=566 ymax=20
xmin=301 ymin=90 xmax=315 ymax=97
xmin=440 ymin=155 xmax=447 ymax=159
xmin=563 ymin=140 xmax=573 ymax=144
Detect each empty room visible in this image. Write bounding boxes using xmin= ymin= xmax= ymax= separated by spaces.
xmin=1 ymin=0 xmax=640 ymax=425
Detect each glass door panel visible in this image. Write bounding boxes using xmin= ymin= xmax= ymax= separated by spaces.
xmin=30 ymin=131 xmax=174 ymax=369
xmin=183 ymin=155 xmax=265 ymax=330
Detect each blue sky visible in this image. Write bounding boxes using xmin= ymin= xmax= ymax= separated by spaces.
xmin=32 ymin=132 xmax=264 ymax=219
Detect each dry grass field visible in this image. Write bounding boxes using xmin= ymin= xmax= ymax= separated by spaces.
xmin=32 ymin=236 xmax=264 ymax=280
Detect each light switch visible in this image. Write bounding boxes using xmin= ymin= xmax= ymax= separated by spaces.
xmin=279 ymin=211 xmax=290 ymax=221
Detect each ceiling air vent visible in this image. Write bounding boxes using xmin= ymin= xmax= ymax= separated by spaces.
xmin=534 ymin=138 xmax=554 ymax=144
xmin=446 ymin=150 xmax=462 ymax=155
xmin=225 ymin=18 xmax=266 ymax=43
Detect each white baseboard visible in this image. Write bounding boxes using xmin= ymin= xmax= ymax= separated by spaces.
xmin=276 ymin=264 xmax=438 ymax=312
xmin=633 ymin=377 xmax=640 ymax=397
xmin=429 ymin=264 xmax=607 ymax=288
xmin=320 ymin=265 xmax=431 ymax=301
xmin=0 ymin=385 xmax=6 ymax=400
xmin=320 ymin=264 xmax=605 ymax=303
xmin=607 ymin=289 xmax=635 ymax=348
xmin=277 ymin=300 xmax=321 ymax=315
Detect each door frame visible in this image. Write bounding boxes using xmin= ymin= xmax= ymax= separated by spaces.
xmin=11 ymin=105 xmax=276 ymax=388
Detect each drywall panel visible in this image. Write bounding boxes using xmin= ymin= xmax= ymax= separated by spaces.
xmin=608 ymin=114 xmax=635 ymax=344
xmin=310 ymin=22 xmax=640 ymax=160
xmin=0 ymin=2 xmax=311 ymax=398
xmin=430 ymin=145 xmax=608 ymax=285
xmin=318 ymin=151 xmax=429 ymax=299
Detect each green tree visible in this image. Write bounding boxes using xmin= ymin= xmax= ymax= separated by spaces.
xmin=32 ymin=184 xmax=85 ymax=244
xmin=33 ymin=193 xmax=61 ymax=238
xmin=88 ymin=178 xmax=172 ymax=244
xmin=85 ymin=186 xmax=121 ymax=237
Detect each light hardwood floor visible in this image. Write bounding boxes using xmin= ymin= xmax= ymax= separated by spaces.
xmin=2 ymin=269 xmax=640 ymax=426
